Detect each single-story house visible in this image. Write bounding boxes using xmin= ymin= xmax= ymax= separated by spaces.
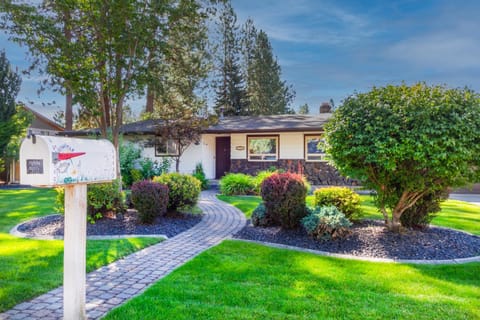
xmin=72 ymin=113 xmax=352 ymax=185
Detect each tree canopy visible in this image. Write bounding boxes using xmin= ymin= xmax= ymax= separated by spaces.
xmin=1 ymin=0 xmax=212 ymax=177
xmin=325 ymin=83 xmax=480 ymax=231
xmin=0 ymin=50 xmax=22 ymax=173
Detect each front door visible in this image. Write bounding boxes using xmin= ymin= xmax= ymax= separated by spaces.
xmin=215 ymin=137 xmax=231 ymax=179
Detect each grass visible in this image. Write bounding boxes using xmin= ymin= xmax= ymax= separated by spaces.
xmin=219 ymin=194 xmax=480 ymax=235
xmin=104 ymin=240 xmax=480 ymax=320
xmin=216 ymin=195 xmax=261 ymax=218
xmin=0 ymin=188 xmax=162 ymax=312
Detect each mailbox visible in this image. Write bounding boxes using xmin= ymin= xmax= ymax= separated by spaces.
xmin=20 ymin=135 xmax=116 ymax=186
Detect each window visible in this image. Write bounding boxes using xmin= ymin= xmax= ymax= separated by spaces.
xmin=305 ymin=134 xmax=327 ymax=161
xmin=247 ymin=136 xmax=278 ymax=161
xmin=155 ymin=137 xmax=178 ymax=156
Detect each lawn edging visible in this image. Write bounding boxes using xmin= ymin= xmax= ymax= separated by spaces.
xmin=232 ymin=238 xmax=480 ymax=265
xmin=9 ymin=215 xmax=168 ymax=240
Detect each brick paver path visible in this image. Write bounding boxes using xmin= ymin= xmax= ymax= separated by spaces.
xmin=0 ymin=191 xmax=246 ymax=320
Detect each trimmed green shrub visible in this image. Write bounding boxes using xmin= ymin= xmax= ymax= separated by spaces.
xmin=302 ymin=206 xmax=352 ymax=240
xmin=313 ymin=187 xmax=362 ymax=221
xmin=261 ymin=172 xmax=307 ymax=229
xmin=400 ymin=189 xmax=449 ymax=229
xmin=130 ymin=169 xmax=143 ymax=184
xmin=253 ymin=170 xmax=276 ymax=195
xmin=131 ymin=180 xmax=169 ymax=223
xmin=219 ymin=173 xmax=255 ymax=196
xmin=251 ymin=203 xmax=272 ymax=227
xmin=54 ymin=179 xmax=125 ymax=222
xmin=153 ymin=173 xmax=201 ymax=211
xmin=193 ymin=163 xmax=209 ymax=190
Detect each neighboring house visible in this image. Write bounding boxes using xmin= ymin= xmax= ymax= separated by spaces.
xmin=78 ymin=113 xmax=352 ymax=185
xmin=0 ymin=106 xmax=64 ymax=184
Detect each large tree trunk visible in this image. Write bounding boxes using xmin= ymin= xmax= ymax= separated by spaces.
xmin=65 ymin=91 xmax=73 ymax=130
xmin=146 ymin=85 xmax=154 ymax=114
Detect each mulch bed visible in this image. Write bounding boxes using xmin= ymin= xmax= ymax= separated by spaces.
xmin=234 ymin=219 xmax=480 ymax=260
xmin=17 ymin=210 xmax=203 ymax=238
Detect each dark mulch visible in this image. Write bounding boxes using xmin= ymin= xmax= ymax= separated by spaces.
xmin=17 ymin=210 xmax=203 ymax=238
xmin=234 ymin=219 xmax=480 ymax=260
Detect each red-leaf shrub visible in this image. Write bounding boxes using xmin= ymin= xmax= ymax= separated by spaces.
xmin=260 ymin=172 xmax=308 ymax=229
xmin=131 ymin=181 xmax=169 ymax=223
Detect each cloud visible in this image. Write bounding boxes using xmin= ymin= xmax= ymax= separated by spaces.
xmin=233 ymin=0 xmax=376 ymax=46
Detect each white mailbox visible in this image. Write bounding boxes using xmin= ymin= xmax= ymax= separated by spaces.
xmin=20 ymin=135 xmax=116 ymax=186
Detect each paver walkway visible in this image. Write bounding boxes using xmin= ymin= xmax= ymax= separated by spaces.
xmin=0 ymin=191 xmax=246 ymax=320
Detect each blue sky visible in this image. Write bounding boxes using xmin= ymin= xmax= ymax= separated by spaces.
xmin=2 ymin=0 xmax=480 ymax=117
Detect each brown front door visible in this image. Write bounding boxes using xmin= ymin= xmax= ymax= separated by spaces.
xmin=215 ymin=137 xmax=231 ymax=179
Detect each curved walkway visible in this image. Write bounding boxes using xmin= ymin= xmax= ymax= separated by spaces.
xmin=0 ymin=191 xmax=246 ymax=320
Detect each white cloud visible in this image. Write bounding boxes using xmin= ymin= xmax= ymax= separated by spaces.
xmin=387 ymin=33 xmax=480 ymax=70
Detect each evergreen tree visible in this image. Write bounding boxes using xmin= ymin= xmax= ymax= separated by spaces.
xmin=247 ymin=30 xmax=295 ymax=115
xmin=0 ymin=50 xmax=22 ymax=172
xmin=240 ymin=18 xmax=257 ymax=113
xmin=298 ymin=103 xmax=310 ymax=114
xmin=213 ymin=1 xmax=246 ymax=116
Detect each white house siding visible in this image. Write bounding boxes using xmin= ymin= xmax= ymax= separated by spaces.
xmin=124 ymin=134 xmax=215 ymax=179
xmin=229 ymin=132 xmax=319 ymax=160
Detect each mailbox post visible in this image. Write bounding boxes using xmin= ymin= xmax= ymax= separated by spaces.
xmin=20 ymin=135 xmax=116 ymax=320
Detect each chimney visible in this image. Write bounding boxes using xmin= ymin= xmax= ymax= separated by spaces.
xmin=319 ymin=102 xmax=332 ymax=113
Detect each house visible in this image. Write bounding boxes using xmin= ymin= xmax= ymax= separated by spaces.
xmin=0 ymin=106 xmax=64 ymax=184
xmin=104 ymin=113 xmax=352 ymax=185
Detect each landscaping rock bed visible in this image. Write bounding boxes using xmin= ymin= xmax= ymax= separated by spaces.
xmin=17 ymin=210 xmax=203 ymax=238
xmin=234 ymin=219 xmax=480 ymax=260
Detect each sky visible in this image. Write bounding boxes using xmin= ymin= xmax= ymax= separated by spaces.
xmin=1 ymin=0 xmax=480 ymax=118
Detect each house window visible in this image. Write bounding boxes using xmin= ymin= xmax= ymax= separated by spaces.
xmin=247 ymin=136 xmax=278 ymax=161
xmin=155 ymin=137 xmax=178 ymax=157
xmin=305 ymin=134 xmax=327 ymax=161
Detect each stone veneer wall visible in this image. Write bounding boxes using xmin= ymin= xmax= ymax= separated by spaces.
xmin=230 ymin=159 xmax=357 ymax=186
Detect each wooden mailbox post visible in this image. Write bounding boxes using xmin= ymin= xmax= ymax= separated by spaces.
xmin=20 ymin=135 xmax=116 ymax=320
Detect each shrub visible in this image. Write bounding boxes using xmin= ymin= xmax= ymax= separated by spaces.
xmin=193 ymin=163 xmax=209 ymax=190
xmin=219 ymin=173 xmax=255 ymax=196
xmin=54 ymin=179 xmax=125 ymax=222
xmin=139 ymin=157 xmax=171 ymax=180
xmin=251 ymin=203 xmax=272 ymax=227
xmin=130 ymin=169 xmax=143 ymax=184
xmin=313 ymin=187 xmax=362 ymax=221
xmin=302 ymin=206 xmax=352 ymax=240
xmin=261 ymin=172 xmax=307 ymax=229
xmin=400 ymin=189 xmax=449 ymax=229
xmin=253 ymin=170 xmax=276 ymax=195
xmin=131 ymin=181 xmax=169 ymax=223
xmin=153 ymin=173 xmax=201 ymax=211
xmin=119 ymin=142 xmax=141 ymax=187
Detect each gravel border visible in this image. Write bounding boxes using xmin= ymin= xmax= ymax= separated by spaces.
xmin=10 ymin=210 xmax=203 ymax=240
xmin=233 ymin=219 xmax=480 ymax=264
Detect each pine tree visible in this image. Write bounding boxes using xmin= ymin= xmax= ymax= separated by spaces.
xmin=298 ymin=103 xmax=309 ymax=114
xmin=247 ymin=30 xmax=295 ymax=115
xmin=213 ymin=1 xmax=246 ymax=116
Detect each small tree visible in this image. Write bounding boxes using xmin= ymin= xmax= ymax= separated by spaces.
xmin=326 ymin=83 xmax=480 ymax=232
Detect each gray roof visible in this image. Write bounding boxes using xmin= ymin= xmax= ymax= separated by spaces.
xmin=205 ymin=114 xmax=331 ymax=133
xmin=62 ymin=114 xmax=332 ymax=136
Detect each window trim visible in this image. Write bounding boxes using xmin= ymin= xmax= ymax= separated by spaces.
xmin=247 ymin=135 xmax=279 ymax=162
xmin=154 ymin=136 xmax=179 ymax=157
xmin=304 ymin=133 xmax=327 ymax=162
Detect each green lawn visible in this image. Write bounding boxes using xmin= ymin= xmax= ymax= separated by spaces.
xmin=104 ymin=240 xmax=480 ymax=320
xmin=218 ymin=194 xmax=480 ymax=235
xmin=0 ymin=188 xmax=161 ymax=312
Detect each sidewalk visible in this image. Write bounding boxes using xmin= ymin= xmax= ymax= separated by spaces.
xmin=0 ymin=191 xmax=246 ymax=320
